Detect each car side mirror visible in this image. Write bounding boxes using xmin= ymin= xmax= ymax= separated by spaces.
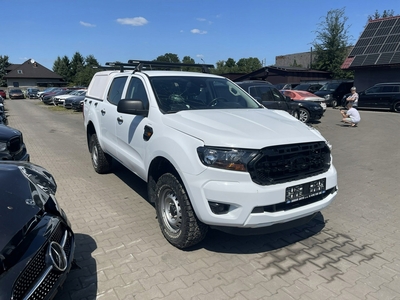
xmin=117 ymin=99 xmax=149 ymax=116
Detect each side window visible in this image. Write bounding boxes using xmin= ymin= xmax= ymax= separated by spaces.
xmin=126 ymin=77 xmax=149 ymax=109
xmin=107 ymin=76 xmax=128 ymax=105
xmin=271 ymin=88 xmax=284 ymax=101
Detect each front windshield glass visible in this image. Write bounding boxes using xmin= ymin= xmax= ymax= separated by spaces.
xmin=320 ymin=83 xmax=339 ymax=92
xmin=150 ymin=76 xmax=262 ymax=113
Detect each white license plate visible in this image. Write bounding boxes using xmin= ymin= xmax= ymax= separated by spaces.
xmin=286 ymin=178 xmax=326 ymax=203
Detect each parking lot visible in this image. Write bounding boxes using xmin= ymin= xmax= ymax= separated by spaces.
xmin=5 ymin=99 xmax=400 ymax=300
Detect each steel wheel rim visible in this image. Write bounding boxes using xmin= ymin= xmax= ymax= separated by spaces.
xmin=160 ymin=188 xmax=182 ymax=233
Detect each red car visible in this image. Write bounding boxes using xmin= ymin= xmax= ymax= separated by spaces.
xmin=281 ymin=90 xmax=327 ymax=111
xmin=0 ymin=89 xmax=6 ymax=99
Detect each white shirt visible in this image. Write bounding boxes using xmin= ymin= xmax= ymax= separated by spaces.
xmin=347 ymin=107 xmax=361 ymax=123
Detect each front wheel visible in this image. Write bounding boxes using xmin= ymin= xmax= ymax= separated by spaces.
xmin=89 ymin=134 xmax=112 ymax=174
xmin=298 ymin=108 xmax=310 ymax=123
xmin=155 ymin=173 xmax=208 ymax=249
xmin=331 ymin=99 xmax=337 ymax=108
xmin=392 ymin=101 xmax=400 ymax=112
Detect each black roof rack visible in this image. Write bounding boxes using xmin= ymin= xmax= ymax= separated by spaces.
xmin=103 ymin=60 xmax=214 ymax=73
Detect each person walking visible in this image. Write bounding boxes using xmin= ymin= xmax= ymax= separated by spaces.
xmin=340 ymin=102 xmax=361 ymax=127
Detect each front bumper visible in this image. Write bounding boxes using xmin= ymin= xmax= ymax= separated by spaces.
xmin=183 ymin=164 xmax=337 ymax=228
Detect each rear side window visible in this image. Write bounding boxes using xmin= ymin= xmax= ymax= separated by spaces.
xmin=107 ymin=76 xmax=128 ymax=105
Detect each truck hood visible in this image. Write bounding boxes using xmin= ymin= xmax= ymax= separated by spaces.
xmin=0 ymin=162 xmax=57 ymax=253
xmin=162 ymin=109 xmax=325 ymax=148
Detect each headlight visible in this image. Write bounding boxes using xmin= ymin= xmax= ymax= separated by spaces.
xmin=313 ymin=106 xmax=321 ymax=110
xmin=0 ymin=141 xmax=7 ymax=151
xmin=324 ymin=94 xmax=332 ymax=100
xmin=197 ymin=147 xmax=258 ymax=171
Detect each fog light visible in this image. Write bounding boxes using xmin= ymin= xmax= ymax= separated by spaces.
xmin=209 ymin=202 xmax=230 ymax=214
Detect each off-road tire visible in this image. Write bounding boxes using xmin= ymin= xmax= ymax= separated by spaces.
xmin=155 ymin=173 xmax=208 ymax=249
xmin=89 ymin=134 xmax=112 ymax=174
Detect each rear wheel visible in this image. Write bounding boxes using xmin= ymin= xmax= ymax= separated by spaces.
xmin=155 ymin=173 xmax=208 ymax=249
xmin=331 ymin=99 xmax=337 ymax=108
xmin=298 ymin=108 xmax=310 ymax=123
xmin=392 ymin=101 xmax=400 ymax=112
xmin=89 ymin=134 xmax=112 ymax=174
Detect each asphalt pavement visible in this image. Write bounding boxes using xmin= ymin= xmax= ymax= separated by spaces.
xmin=4 ymin=99 xmax=400 ymax=300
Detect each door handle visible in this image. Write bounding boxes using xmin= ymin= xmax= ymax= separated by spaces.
xmin=101 ymin=109 xmax=106 ymax=115
xmin=117 ymin=116 xmax=123 ymax=124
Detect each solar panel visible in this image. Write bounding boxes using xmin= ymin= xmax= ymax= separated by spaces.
xmin=376 ymin=52 xmax=394 ymax=64
xmin=362 ymin=54 xmax=380 ymax=66
xmin=390 ymin=52 xmax=400 ymax=63
xmin=345 ymin=16 xmax=400 ymax=68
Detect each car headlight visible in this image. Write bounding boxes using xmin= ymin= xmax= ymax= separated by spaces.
xmin=197 ymin=147 xmax=258 ymax=171
xmin=0 ymin=141 xmax=7 ymax=151
xmin=313 ymin=106 xmax=321 ymax=110
xmin=324 ymin=94 xmax=332 ymax=100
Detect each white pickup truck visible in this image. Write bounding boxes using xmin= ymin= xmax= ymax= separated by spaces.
xmin=83 ymin=60 xmax=338 ymax=249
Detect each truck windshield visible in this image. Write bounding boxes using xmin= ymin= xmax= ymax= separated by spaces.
xmin=150 ymin=76 xmax=262 ymax=113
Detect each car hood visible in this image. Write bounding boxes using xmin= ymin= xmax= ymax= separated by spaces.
xmin=0 ymin=124 xmax=21 ymax=140
xmin=162 ymin=108 xmax=326 ymax=148
xmin=0 ymin=162 xmax=57 ymax=252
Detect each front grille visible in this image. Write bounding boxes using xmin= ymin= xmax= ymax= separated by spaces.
xmin=12 ymin=222 xmax=73 ymax=300
xmin=248 ymin=142 xmax=331 ymax=186
xmin=8 ymin=136 xmax=21 ymax=152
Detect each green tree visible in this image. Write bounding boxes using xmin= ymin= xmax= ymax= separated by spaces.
xmin=53 ymin=55 xmax=71 ymax=82
xmin=0 ymin=55 xmax=11 ymax=87
xmin=154 ymin=53 xmax=180 ymax=63
xmin=236 ymin=57 xmax=262 ymax=73
xmin=368 ymin=9 xmax=395 ymax=20
xmin=70 ymin=52 xmax=85 ymax=80
xmin=312 ymin=8 xmax=353 ymax=79
xmin=72 ymin=55 xmax=100 ymax=86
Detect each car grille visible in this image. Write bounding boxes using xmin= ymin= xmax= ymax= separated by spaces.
xmin=8 ymin=136 xmax=22 ymax=153
xmin=248 ymin=142 xmax=331 ymax=186
xmin=12 ymin=222 xmax=73 ymax=300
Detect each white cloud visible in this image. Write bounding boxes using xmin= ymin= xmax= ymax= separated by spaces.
xmin=80 ymin=21 xmax=96 ymax=27
xmin=117 ymin=17 xmax=148 ymax=26
xmin=197 ymin=18 xmax=206 ymax=22
xmin=191 ymin=29 xmax=207 ymax=34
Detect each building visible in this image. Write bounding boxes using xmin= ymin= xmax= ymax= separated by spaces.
xmin=4 ymin=59 xmax=66 ymax=88
xmin=341 ymin=15 xmax=400 ymax=91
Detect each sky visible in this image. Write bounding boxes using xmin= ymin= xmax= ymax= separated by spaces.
xmin=2 ymin=0 xmax=398 ymax=70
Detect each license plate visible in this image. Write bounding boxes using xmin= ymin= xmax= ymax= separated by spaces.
xmin=286 ymin=178 xmax=326 ymax=203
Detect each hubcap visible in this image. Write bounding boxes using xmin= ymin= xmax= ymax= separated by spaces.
xmin=160 ymin=189 xmax=182 ymax=233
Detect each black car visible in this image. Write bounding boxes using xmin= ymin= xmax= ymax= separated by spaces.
xmin=64 ymin=93 xmax=86 ymax=111
xmin=236 ymin=81 xmax=323 ymax=123
xmin=293 ymin=83 xmax=323 ymax=93
xmin=26 ymin=88 xmax=40 ymax=99
xmin=314 ymin=80 xmax=354 ymax=108
xmin=0 ymin=124 xmax=29 ymax=161
xmin=341 ymin=82 xmax=400 ymax=112
xmin=0 ymin=104 xmax=8 ymax=125
xmin=0 ymin=161 xmax=75 ymax=300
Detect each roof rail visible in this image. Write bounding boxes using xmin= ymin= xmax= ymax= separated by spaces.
xmin=103 ymin=60 xmax=215 ymax=73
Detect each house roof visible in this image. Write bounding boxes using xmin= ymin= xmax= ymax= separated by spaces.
xmin=342 ymin=15 xmax=400 ymax=69
xmin=4 ymin=59 xmax=63 ymax=79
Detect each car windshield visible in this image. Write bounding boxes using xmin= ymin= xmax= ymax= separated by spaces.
xmin=149 ymin=76 xmax=262 ymax=113
xmin=11 ymin=89 xmax=22 ymax=93
xmin=320 ymin=83 xmax=340 ymax=92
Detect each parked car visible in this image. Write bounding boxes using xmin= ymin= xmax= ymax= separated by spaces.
xmin=0 ymin=104 xmax=8 ymax=125
xmin=0 ymin=96 xmax=3 ymax=104
xmin=26 ymin=88 xmax=40 ymax=99
xmin=341 ymin=82 xmax=400 ymax=112
xmin=293 ymin=83 xmax=323 ymax=93
xmin=236 ymin=80 xmax=324 ymax=123
xmin=314 ymin=80 xmax=354 ymax=108
xmin=281 ymin=90 xmax=327 ymax=111
xmin=8 ymin=89 xmax=25 ymax=99
xmin=0 ymin=124 xmax=30 ymax=161
xmin=0 ymin=161 xmax=75 ymax=300
xmin=65 ymin=93 xmax=86 ymax=111
xmin=53 ymin=89 xmax=86 ymax=106
xmin=37 ymin=87 xmax=59 ymax=98
xmin=42 ymin=89 xmax=72 ymax=105
xmin=0 ymin=89 xmax=6 ymax=99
